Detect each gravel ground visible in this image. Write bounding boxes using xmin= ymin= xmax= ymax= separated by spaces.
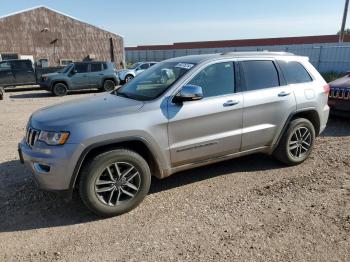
xmin=0 ymin=88 xmax=349 ymax=262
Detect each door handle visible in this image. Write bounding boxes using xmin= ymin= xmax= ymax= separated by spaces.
xmin=278 ymin=91 xmax=291 ymax=97
xmin=223 ymin=100 xmax=239 ymax=107
xmin=7 ymin=72 xmax=12 ymax=75
xmin=99 ymin=73 xmax=104 ymax=76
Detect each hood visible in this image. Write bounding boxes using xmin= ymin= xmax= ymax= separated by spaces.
xmin=118 ymin=69 xmax=133 ymax=74
xmin=30 ymin=92 xmax=144 ymax=130
xmin=329 ymin=75 xmax=350 ymax=89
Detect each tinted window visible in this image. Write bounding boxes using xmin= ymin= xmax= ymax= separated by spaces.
xmin=75 ymin=63 xmax=88 ymax=73
xmin=11 ymin=60 xmax=32 ymax=70
xmin=279 ymin=61 xmax=312 ymax=84
xmin=0 ymin=62 xmax=11 ymax=70
xmin=241 ymin=60 xmax=279 ymax=91
xmin=140 ymin=63 xmax=149 ymax=70
xmin=91 ymin=63 xmax=102 ymax=72
xmin=188 ymin=62 xmax=235 ymax=98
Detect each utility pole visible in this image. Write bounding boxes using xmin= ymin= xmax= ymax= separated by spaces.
xmin=339 ymin=0 xmax=349 ymax=42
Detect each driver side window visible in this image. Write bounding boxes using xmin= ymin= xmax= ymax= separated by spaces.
xmin=139 ymin=63 xmax=149 ymax=70
xmin=188 ymin=62 xmax=235 ymax=98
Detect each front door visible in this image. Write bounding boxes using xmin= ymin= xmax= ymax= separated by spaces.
xmin=239 ymin=60 xmax=297 ymax=151
xmin=168 ymin=61 xmax=243 ymax=167
xmin=70 ymin=63 xmax=90 ymax=89
xmin=0 ymin=61 xmax=14 ymax=86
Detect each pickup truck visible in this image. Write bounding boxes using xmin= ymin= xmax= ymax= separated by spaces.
xmin=0 ymin=59 xmax=61 ymax=87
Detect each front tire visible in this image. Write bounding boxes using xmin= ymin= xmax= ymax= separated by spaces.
xmin=273 ymin=118 xmax=315 ymax=165
xmin=52 ymin=83 xmax=68 ymax=96
xmin=125 ymin=74 xmax=134 ymax=83
xmin=79 ymin=149 xmax=151 ymax=217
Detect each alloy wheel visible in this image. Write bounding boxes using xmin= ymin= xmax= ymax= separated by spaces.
xmin=94 ymin=162 xmax=141 ymax=206
xmin=288 ymin=127 xmax=312 ymax=158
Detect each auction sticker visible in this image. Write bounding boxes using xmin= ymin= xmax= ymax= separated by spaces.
xmin=175 ymin=63 xmax=194 ymax=70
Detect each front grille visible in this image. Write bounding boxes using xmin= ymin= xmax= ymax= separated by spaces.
xmin=26 ymin=127 xmax=40 ymax=147
xmin=329 ymin=88 xmax=350 ymax=100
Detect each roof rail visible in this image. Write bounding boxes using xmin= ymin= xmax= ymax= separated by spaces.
xmin=220 ymin=51 xmax=295 ymax=56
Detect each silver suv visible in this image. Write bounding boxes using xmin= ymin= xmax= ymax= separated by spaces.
xmin=117 ymin=62 xmax=157 ymax=84
xmin=19 ymin=52 xmax=330 ymax=217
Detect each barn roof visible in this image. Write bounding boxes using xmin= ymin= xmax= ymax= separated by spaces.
xmin=0 ymin=5 xmax=124 ymax=38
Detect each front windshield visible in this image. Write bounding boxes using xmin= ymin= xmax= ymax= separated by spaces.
xmin=59 ymin=63 xmax=73 ymax=74
xmin=127 ymin=62 xmax=142 ymax=69
xmin=115 ymin=61 xmax=196 ymax=101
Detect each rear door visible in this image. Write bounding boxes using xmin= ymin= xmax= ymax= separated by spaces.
xmin=69 ymin=63 xmax=90 ymax=89
xmin=0 ymin=61 xmax=15 ymax=86
xmin=11 ymin=60 xmax=36 ymax=85
xmin=89 ymin=62 xmax=104 ymax=88
xmin=168 ymin=61 xmax=243 ymax=167
xmin=239 ymin=59 xmax=296 ymax=151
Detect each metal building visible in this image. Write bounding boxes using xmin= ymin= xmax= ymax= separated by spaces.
xmin=0 ymin=6 xmax=124 ymax=68
xmin=126 ymin=35 xmax=350 ymax=72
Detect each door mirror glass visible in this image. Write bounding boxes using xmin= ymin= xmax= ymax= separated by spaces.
xmin=174 ymin=84 xmax=203 ymax=103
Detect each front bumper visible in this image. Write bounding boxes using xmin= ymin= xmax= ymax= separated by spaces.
xmin=18 ymin=139 xmax=84 ymax=192
xmin=39 ymin=81 xmax=51 ymax=90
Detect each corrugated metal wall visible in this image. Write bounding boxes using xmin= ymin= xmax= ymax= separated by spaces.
xmin=126 ymin=42 xmax=350 ymax=73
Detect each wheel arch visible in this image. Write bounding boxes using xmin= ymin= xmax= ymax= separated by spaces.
xmin=51 ymin=80 xmax=69 ymax=90
xmin=272 ymin=109 xmax=321 ymax=152
xmin=68 ymin=137 xmax=164 ymax=199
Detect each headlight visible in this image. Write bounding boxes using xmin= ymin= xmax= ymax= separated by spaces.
xmin=38 ymin=131 xmax=70 ymax=145
xmin=42 ymin=76 xmax=48 ymax=81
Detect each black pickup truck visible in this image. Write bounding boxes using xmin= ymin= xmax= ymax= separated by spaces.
xmin=0 ymin=59 xmax=61 ymax=87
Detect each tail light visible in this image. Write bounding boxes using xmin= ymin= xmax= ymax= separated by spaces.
xmin=323 ymin=84 xmax=330 ymax=94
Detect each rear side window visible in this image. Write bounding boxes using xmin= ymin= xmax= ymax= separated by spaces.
xmin=75 ymin=63 xmax=89 ymax=73
xmin=241 ymin=60 xmax=279 ymax=91
xmin=90 ymin=63 xmax=102 ymax=72
xmin=278 ymin=61 xmax=312 ymax=84
xmin=11 ymin=60 xmax=32 ymax=70
xmin=188 ymin=62 xmax=235 ymax=98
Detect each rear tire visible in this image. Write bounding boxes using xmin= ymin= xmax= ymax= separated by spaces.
xmin=52 ymin=83 xmax=68 ymax=96
xmin=79 ymin=149 xmax=151 ymax=217
xmin=273 ymin=118 xmax=315 ymax=165
xmin=102 ymin=79 xmax=115 ymax=92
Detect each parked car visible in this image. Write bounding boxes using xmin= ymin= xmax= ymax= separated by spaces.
xmin=0 ymin=86 xmax=3 ymax=100
xmin=328 ymin=74 xmax=350 ymax=116
xmin=19 ymin=52 xmax=329 ymax=217
xmin=117 ymin=62 xmax=157 ymax=84
xmin=0 ymin=59 xmax=60 ymax=88
xmin=39 ymin=61 xmax=119 ymax=96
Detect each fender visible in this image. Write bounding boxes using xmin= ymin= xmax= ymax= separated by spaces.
xmin=66 ymin=136 xmax=165 ymax=200
xmin=271 ymin=108 xmax=320 ymax=152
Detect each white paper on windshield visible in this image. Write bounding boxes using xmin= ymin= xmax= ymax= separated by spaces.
xmin=175 ymin=63 xmax=194 ymax=70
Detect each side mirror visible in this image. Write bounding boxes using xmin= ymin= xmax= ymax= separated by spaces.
xmin=173 ymin=84 xmax=203 ymax=103
xmin=71 ymin=69 xmax=77 ymax=74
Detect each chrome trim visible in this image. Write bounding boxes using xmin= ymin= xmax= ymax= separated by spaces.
xmin=329 ymin=87 xmax=350 ymax=100
xmin=26 ymin=127 xmax=40 ymax=147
